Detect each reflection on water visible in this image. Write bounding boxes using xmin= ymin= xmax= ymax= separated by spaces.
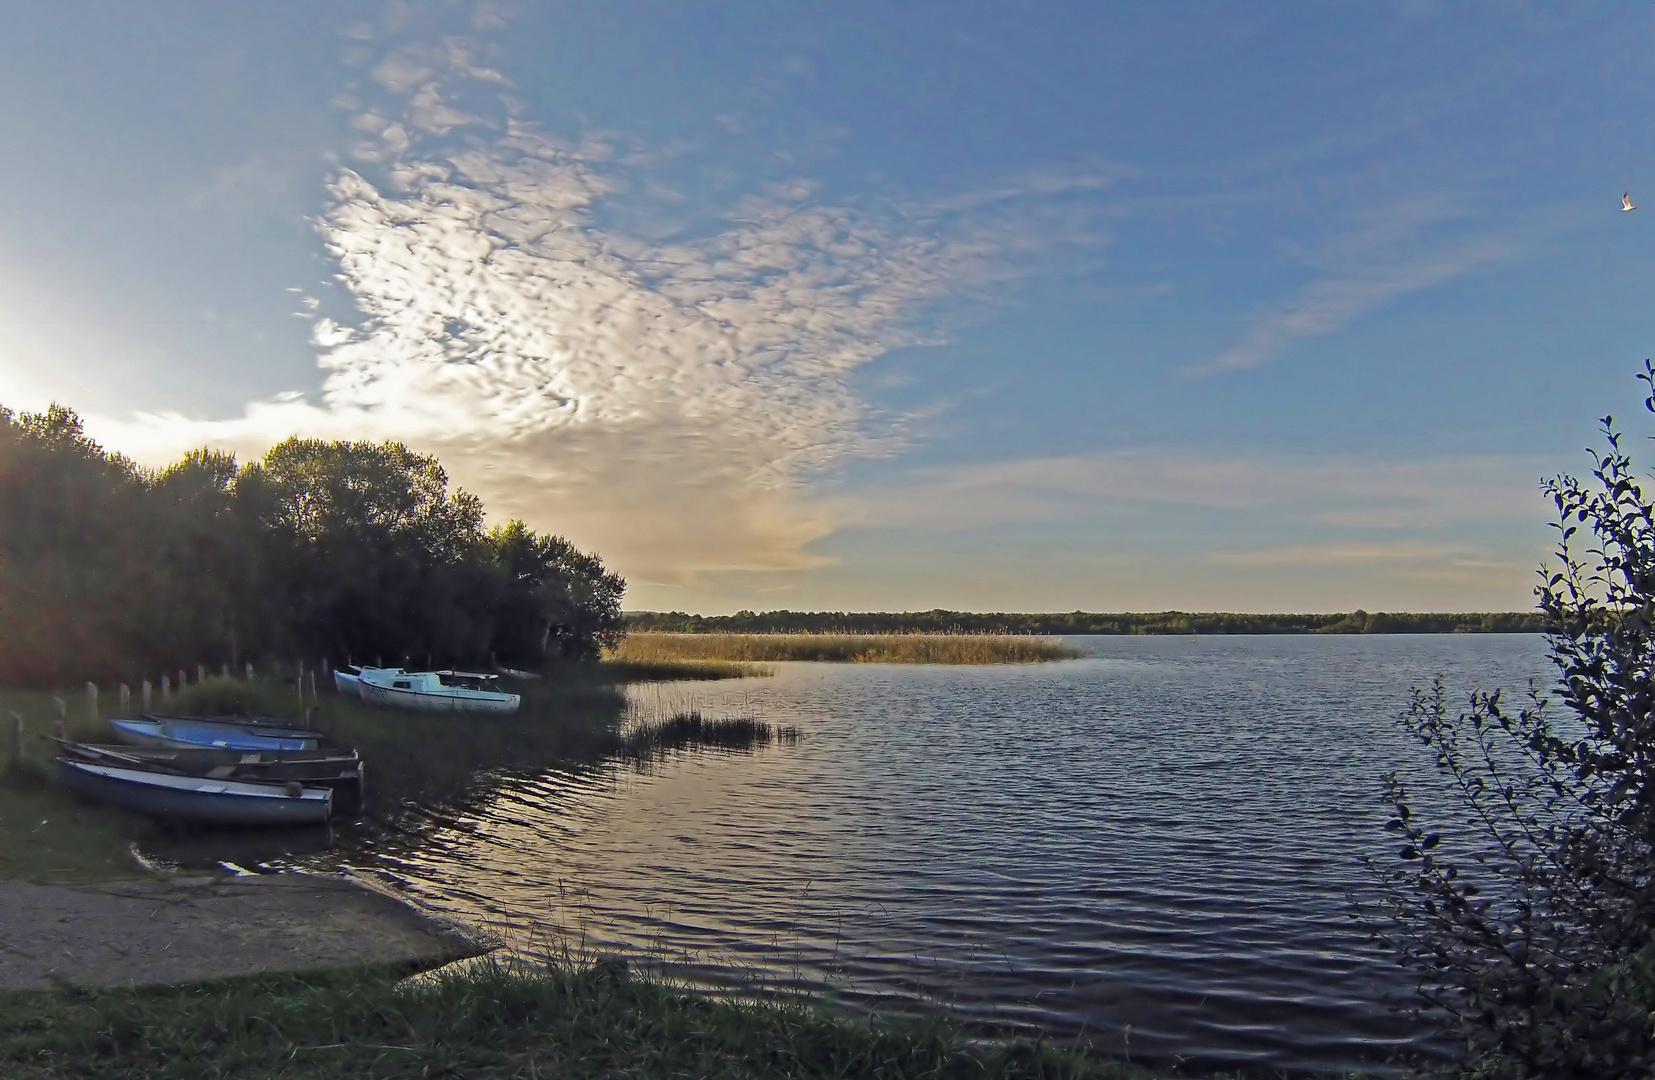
xmin=309 ymin=636 xmax=1549 ymax=1075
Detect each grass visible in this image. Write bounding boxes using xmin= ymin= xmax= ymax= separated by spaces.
xmin=0 ymin=689 xmax=150 ymax=881
xmin=622 ymin=708 xmax=800 ymax=756
xmin=0 ymin=958 xmax=1176 ymax=1080
xmin=611 ymin=632 xmax=1084 ymax=665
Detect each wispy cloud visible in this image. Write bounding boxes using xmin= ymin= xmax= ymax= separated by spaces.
xmin=1189 ymin=197 xmax=1522 ymax=376
xmin=853 ymin=450 xmax=1548 ymax=532
xmin=87 ymin=36 xmax=1102 ymax=586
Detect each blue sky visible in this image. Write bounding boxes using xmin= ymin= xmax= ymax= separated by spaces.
xmin=2 ymin=2 xmax=1651 ymax=613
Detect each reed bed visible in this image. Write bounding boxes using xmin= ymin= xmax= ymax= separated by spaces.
xmin=622 ymin=708 xmax=800 ymax=756
xmin=611 ymin=632 xmax=1083 ymax=665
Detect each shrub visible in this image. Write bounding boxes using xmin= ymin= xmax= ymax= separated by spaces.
xmin=1369 ymin=363 xmax=1655 ymax=1078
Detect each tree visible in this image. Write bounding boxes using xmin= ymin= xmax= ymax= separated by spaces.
xmin=0 ymin=407 xmax=626 ymax=683
xmin=1370 ymin=362 xmax=1655 ymax=1078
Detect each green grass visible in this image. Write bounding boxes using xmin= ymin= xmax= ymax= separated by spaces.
xmin=611 ymin=633 xmax=1084 ymax=664
xmin=0 ymin=689 xmax=150 ymax=881
xmin=0 ymin=958 xmax=1176 ymax=1080
xmin=622 ymin=708 xmax=800 ymax=756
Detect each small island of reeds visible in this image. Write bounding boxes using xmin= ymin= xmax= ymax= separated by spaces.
xmin=609 ymin=633 xmax=1082 ymax=665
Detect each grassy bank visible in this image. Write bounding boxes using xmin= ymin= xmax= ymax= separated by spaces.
xmin=612 ymin=632 xmax=1083 ymax=664
xmin=0 ymin=659 xmax=779 ymax=880
xmin=0 ymin=959 xmax=1170 ymax=1080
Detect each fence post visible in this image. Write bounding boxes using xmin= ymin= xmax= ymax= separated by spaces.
xmin=142 ymin=680 xmax=153 ymax=713
xmin=119 ymin=684 xmax=131 ymax=715
xmin=51 ymin=697 xmax=66 ymax=740
xmin=85 ymin=682 xmax=98 ymax=724
xmin=9 ymin=712 xmax=23 ymax=767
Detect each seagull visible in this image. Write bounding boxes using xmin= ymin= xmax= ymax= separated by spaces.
xmin=1624 ymin=192 xmax=1637 ymax=212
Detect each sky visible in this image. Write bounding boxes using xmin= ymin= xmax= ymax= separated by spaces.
xmin=1 ymin=1 xmax=1652 ymax=614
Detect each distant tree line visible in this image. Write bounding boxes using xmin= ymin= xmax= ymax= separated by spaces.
xmin=624 ymin=608 xmax=1549 ymax=635
xmin=0 ymin=403 xmax=625 ymax=687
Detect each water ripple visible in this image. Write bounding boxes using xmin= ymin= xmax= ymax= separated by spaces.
xmin=340 ymin=634 xmax=1549 ymax=1076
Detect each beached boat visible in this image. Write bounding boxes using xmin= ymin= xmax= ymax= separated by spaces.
xmin=109 ymin=716 xmax=324 ymax=752
xmin=357 ymin=668 xmax=521 ymax=714
xmin=54 ymin=758 xmax=332 ymax=826
xmin=57 ymin=742 xmax=363 ymax=816
xmin=333 ymin=668 xmax=362 ymax=697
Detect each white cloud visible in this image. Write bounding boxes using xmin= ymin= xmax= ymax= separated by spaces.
xmin=86 ymin=39 xmax=1066 ymax=587
xmin=1190 ymin=197 xmax=1522 ymax=376
xmin=852 ymin=451 xmax=1547 ymax=532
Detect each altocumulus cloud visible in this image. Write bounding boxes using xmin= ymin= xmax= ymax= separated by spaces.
xmin=91 ymin=39 xmax=1044 ymax=587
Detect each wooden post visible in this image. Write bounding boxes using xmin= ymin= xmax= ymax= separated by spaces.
xmin=309 ymin=670 xmax=318 ymax=704
xmin=177 ymin=669 xmax=187 ymax=690
xmin=197 ymin=663 xmax=206 ymax=685
xmin=322 ymin=657 xmax=330 ymax=678
xmin=297 ymin=660 xmax=306 ymax=712
xmin=119 ymin=684 xmax=131 ymax=715
xmin=85 ymin=681 xmax=98 ymax=724
xmin=245 ymin=662 xmax=254 ymax=681
xmin=9 ymin=712 xmax=23 ymax=767
xmin=142 ymin=680 xmax=153 ymax=713
xmin=52 ymin=697 xmax=66 ymax=740
xmin=161 ymin=675 xmax=171 ymax=703
xmin=221 ymin=663 xmax=229 ymax=680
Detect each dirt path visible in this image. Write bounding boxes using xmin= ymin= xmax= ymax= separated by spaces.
xmin=0 ymin=874 xmax=487 ymax=991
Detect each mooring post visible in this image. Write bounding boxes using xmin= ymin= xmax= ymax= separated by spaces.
xmin=161 ymin=675 xmax=171 ymax=703
xmin=142 ymin=679 xmax=153 ymax=712
xmin=119 ymin=683 xmax=131 ymax=715
xmin=297 ymin=660 xmax=306 ymax=712
xmin=309 ymin=670 xmax=318 ymax=705
xmin=220 ymin=663 xmax=229 ymax=680
xmin=245 ymin=662 xmax=255 ymax=681
xmin=197 ymin=663 xmax=206 ymax=685
xmin=322 ymin=657 xmax=330 ymax=678
xmin=51 ymin=697 xmax=66 ymax=740
xmin=85 ymin=681 xmax=98 ymax=724
xmin=177 ymin=669 xmax=187 ymax=690
xmin=9 ymin=712 xmax=23 ymax=767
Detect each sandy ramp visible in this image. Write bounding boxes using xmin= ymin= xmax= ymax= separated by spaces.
xmin=0 ymin=874 xmax=486 ymax=991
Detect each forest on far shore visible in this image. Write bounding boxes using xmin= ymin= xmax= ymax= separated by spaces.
xmin=625 ymin=609 xmax=1550 ymax=635
xmin=0 ymin=403 xmax=625 ymax=687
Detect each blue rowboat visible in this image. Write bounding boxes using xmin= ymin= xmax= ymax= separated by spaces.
xmin=54 ymin=758 xmax=333 ymax=826
xmin=109 ymin=716 xmax=323 ymax=752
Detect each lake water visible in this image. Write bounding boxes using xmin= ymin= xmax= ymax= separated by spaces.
xmin=333 ymin=635 xmax=1553 ymax=1076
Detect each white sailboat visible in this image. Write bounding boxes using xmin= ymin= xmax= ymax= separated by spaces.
xmin=353 ymin=667 xmax=521 ymax=714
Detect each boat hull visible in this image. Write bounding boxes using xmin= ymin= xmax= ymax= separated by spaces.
xmin=110 ymin=717 xmax=322 ymax=752
xmin=55 ymin=759 xmax=332 ymax=827
xmin=359 ymin=681 xmax=520 ymax=714
xmin=59 ymin=743 xmax=364 ymax=817
xmin=333 ymin=670 xmax=362 ymax=697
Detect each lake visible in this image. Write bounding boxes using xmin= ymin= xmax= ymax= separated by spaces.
xmin=330 ymin=634 xmax=1553 ymax=1076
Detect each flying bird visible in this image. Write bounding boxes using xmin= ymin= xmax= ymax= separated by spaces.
xmin=1624 ymin=192 xmax=1637 ymax=212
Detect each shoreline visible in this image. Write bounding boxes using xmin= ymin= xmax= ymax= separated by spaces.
xmin=0 ymin=872 xmax=487 ymax=993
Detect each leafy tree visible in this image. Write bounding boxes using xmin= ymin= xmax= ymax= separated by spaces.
xmin=0 ymin=405 xmax=624 ymax=684
xmin=1371 ymin=363 xmax=1655 ymax=1078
